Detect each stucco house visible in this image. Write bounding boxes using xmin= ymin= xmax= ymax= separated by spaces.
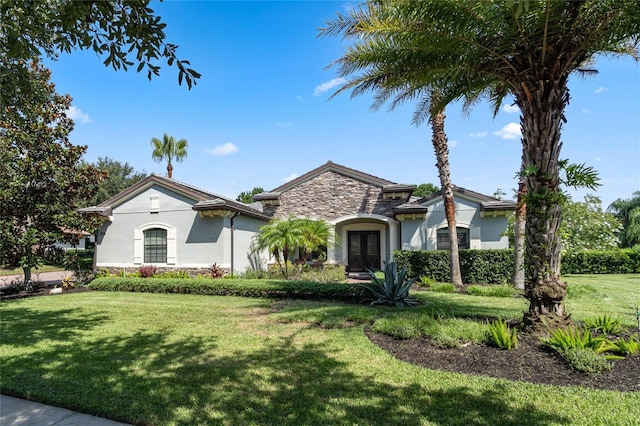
xmin=81 ymin=161 xmax=515 ymax=274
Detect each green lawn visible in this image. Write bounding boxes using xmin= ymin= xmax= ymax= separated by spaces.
xmin=1 ymin=275 xmax=638 ymax=425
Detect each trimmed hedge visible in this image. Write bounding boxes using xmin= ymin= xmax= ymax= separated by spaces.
xmin=561 ymin=249 xmax=640 ymax=274
xmin=88 ymin=277 xmax=369 ymax=303
xmin=393 ymin=249 xmax=513 ymax=284
xmin=394 ymin=248 xmax=640 ymax=280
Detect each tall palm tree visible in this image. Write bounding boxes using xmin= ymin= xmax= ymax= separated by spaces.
xmin=321 ymin=0 xmax=640 ymax=325
xmin=150 ymin=133 xmax=188 ymax=179
xmin=430 ymin=105 xmax=462 ymax=286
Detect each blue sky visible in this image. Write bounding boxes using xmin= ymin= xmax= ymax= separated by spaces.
xmin=45 ymin=1 xmax=639 ymax=208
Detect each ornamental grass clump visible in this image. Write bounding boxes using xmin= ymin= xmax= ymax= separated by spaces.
xmin=584 ymin=315 xmax=622 ymax=335
xmin=488 ymin=317 xmax=518 ymax=350
xmin=362 ymin=261 xmax=420 ymax=307
xmin=541 ymin=326 xmax=622 ymax=374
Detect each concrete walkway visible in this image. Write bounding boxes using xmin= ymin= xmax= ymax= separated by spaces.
xmin=0 ymin=395 xmax=130 ymax=426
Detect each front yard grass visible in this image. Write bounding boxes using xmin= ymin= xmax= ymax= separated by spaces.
xmin=1 ymin=275 xmax=638 ymax=425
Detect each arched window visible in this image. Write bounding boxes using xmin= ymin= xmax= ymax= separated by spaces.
xmin=437 ymin=227 xmax=470 ymax=250
xmin=144 ymin=228 xmax=167 ymax=263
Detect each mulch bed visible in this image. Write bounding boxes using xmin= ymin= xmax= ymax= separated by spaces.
xmin=0 ymin=285 xmax=90 ymax=300
xmin=365 ymin=329 xmax=640 ymax=392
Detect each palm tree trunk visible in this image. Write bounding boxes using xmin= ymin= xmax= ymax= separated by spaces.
xmin=430 ymin=108 xmax=462 ymax=286
xmin=512 ymin=175 xmax=526 ymax=290
xmin=516 ymin=78 xmax=569 ymax=326
xmin=167 ymin=163 xmax=173 ymax=179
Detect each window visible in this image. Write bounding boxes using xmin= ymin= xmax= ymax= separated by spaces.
xmin=144 ymin=228 xmax=167 ymax=263
xmin=437 ymin=227 xmax=470 ymax=250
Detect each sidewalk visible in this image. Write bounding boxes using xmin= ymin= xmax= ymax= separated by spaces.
xmin=0 ymin=270 xmax=74 ymax=287
xmin=0 ymin=394 xmax=130 ymax=425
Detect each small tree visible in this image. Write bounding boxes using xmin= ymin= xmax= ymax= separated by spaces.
xmin=252 ymin=217 xmax=305 ymax=278
xmin=413 ymin=183 xmax=439 ymax=198
xmin=562 ymin=195 xmax=621 ymax=252
xmin=608 ymin=192 xmax=640 ymax=248
xmin=298 ymin=218 xmax=334 ymax=262
xmin=251 ymin=217 xmax=333 ymax=278
xmin=0 ymin=60 xmax=105 ymax=283
xmin=83 ymin=157 xmax=146 ymax=205
xmin=236 ymin=187 xmax=265 ymax=204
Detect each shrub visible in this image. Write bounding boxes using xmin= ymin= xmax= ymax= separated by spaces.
xmin=583 ymin=315 xmax=622 ymax=336
xmin=361 ymin=261 xmax=420 ymax=307
xmin=487 ymin=317 xmax=518 ymax=350
xmin=541 ymin=327 xmax=610 ymax=354
xmin=561 ymin=249 xmax=640 ymax=274
xmin=560 ymin=348 xmax=613 ymax=374
xmin=430 ymin=283 xmax=456 ymax=293
xmin=88 ymin=277 xmax=368 ymax=303
xmin=418 ymin=276 xmax=434 ymax=288
xmin=156 ymin=270 xmax=191 ymax=279
xmin=61 ymin=276 xmax=75 ymax=290
xmin=394 ymin=249 xmax=513 ymax=284
xmin=138 ymin=265 xmax=156 ymax=278
xmin=607 ymin=334 xmax=640 ymax=356
xmin=467 ymin=284 xmax=517 ymax=298
xmin=211 ymin=263 xmax=225 ymax=278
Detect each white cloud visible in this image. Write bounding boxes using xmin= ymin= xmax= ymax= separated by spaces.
xmin=449 ymin=140 xmax=459 ymax=148
xmin=282 ymin=173 xmax=298 ymax=183
xmin=66 ymin=106 xmax=92 ymax=123
xmin=595 ymin=86 xmax=608 ymax=94
xmin=582 ymin=108 xmax=591 ymax=114
xmin=503 ymin=104 xmax=520 ymax=114
xmin=469 ymin=131 xmax=488 ymax=138
xmin=313 ymin=78 xmax=346 ymax=96
xmin=206 ymin=142 xmax=238 ymax=156
xmin=494 ymin=122 xmax=522 ymax=140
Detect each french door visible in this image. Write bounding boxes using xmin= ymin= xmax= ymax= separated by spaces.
xmin=347 ymin=231 xmax=381 ymax=272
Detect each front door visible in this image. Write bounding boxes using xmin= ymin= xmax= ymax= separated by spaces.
xmin=348 ymin=231 xmax=381 ymax=272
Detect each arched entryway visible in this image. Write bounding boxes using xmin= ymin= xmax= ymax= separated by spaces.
xmin=329 ymin=214 xmax=399 ymax=272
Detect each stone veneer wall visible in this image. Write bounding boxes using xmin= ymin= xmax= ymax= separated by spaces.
xmin=264 ymin=171 xmax=408 ymax=220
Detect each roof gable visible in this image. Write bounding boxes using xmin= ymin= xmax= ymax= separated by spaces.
xmin=96 ymin=174 xmax=218 ymax=209
xmin=81 ymin=174 xmax=270 ymax=221
xmin=254 ymin=161 xmax=415 ymax=203
xmin=394 ymin=185 xmax=516 ymax=217
xmin=270 ymin=161 xmax=395 ymax=193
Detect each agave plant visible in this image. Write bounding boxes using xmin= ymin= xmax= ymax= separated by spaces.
xmin=362 ymin=261 xmax=420 ymax=307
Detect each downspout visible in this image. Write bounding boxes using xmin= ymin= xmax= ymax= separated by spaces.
xmin=230 ymin=212 xmax=240 ymax=275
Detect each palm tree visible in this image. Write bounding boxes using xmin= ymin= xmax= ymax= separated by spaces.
xmin=252 ymin=217 xmax=306 ymax=278
xmin=150 ymin=133 xmax=188 ymax=179
xmin=430 ymin=105 xmax=462 ymax=286
xmin=321 ymin=0 xmax=640 ymax=326
xmin=298 ymin=218 xmax=334 ymax=262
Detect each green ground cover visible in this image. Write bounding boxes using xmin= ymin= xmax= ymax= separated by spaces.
xmin=1 ymin=275 xmax=638 ymax=425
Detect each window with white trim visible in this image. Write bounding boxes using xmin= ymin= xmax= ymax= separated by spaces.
xmin=144 ymin=228 xmax=167 ymax=263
